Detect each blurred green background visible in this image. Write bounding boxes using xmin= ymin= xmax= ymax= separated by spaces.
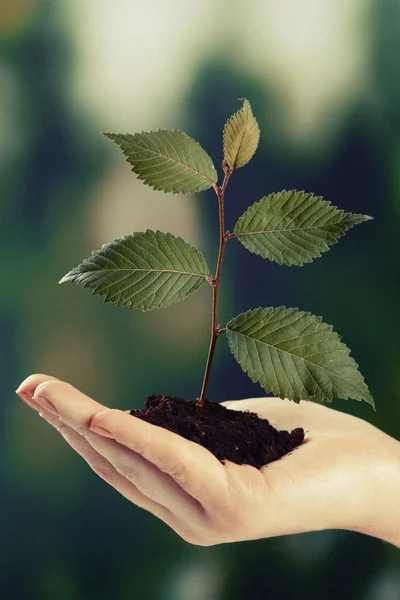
xmin=1 ymin=0 xmax=399 ymax=598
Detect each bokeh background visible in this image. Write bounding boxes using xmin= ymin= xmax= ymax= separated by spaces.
xmin=1 ymin=0 xmax=400 ymax=598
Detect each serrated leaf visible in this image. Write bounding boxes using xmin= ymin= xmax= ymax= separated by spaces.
xmin=223 ymin=99 xmax=260 ymax=169
xmin=59 ymin=230 xmax=210 ymax=311
xmin=226 ymin=306 xmax=374 ymax=407
xmin=103 ymin=130 xmax=217 ymax=194
xmin=234 ymin=190 xmax=373 ymax=266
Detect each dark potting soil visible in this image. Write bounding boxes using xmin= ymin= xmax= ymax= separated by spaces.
xmin=130 ymin=396 xmax=304 ymax=469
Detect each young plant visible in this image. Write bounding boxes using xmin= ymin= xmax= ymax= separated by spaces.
xmin=60 ymin=99 xmax=374 ymax=423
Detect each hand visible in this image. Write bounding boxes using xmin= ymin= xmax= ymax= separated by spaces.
xmin=16 ymin=374 xmax=400 ymax=547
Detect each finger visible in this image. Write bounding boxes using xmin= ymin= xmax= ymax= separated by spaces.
xmin=28 ymin=379 xmax=229 ymax=511
xmin=37 ymin=408 xmax=189 ymax=533
xmin=90 ymin=408 xmax=229 ymax=511
xmin=84 ymin=430 xmax=205 ymax=523
xmin=29 ymin=380 xmax=223 ymax=516
xmin=32 ymin=378 xmax=107 ymax=422
xmin=16 ymin=374 xmax=60 ymax=412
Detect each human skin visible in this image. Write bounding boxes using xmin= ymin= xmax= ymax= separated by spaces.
xmin=16 ymin=374 xmax=400 ymax=547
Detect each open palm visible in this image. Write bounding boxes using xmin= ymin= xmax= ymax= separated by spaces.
xmin=16 ymin=374 xmax=394 ymax=546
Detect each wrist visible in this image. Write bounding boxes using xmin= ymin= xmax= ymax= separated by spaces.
xmin=345 ymin=429 xmax=400 ymax=546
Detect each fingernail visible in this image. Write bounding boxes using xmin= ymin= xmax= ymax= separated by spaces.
xmin=89 ymin=425 xmax=114 ymax=439
xmin=15 ymin=389 xmax=41 ymax=412
xmin=33 ymin=395 xmax=59 ymax=416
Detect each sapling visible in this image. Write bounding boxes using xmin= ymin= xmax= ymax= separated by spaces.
xmin=59 ymin=99 xmax=374 ymax=469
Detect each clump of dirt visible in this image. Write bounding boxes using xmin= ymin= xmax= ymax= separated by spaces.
xmin=130 ymin=396 xmax=304 ymax=469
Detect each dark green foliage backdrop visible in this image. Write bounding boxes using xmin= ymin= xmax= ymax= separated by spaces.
xmin=1 ymin=1 xmax=399 ymax=598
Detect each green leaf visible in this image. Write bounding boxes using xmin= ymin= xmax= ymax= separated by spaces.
xmin=59 ymin=230 xmax=210 ymax=311
xmin=234 ymin=190 xmax=373 ymax=266
xmin=223 ymin=98 xmax=260 ymax=169
xmin=103 ymin=130 xmax=217 ymax=194
xmin=226 ymin=306 xmax=374 ymax=407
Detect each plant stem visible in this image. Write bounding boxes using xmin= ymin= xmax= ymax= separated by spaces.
xmin=196 ymin=161 xmax=233 ymax=416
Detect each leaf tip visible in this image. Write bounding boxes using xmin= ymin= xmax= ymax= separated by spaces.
xmin=367 ymin=394 xmax=376 ymax=411
xmin=101 ymin=132 xmax=121 ymax=145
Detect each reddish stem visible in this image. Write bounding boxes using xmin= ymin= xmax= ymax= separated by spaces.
xmin=196 ymin=163 xmax=233 ymax=415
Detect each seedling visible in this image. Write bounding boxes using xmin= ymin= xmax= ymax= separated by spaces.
xmin=59 ymin=99 xmax=374 ymax=468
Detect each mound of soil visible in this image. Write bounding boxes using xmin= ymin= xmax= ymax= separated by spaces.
xmin=130 ymin=396 xmax=304 ymax=469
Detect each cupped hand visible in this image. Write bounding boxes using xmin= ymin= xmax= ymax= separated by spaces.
xmin=16 ymin=375 xmax=400 ymax=546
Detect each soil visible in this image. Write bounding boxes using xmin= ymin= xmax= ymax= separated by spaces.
xmin=130 ymin=396 xmax=304 ymax=469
